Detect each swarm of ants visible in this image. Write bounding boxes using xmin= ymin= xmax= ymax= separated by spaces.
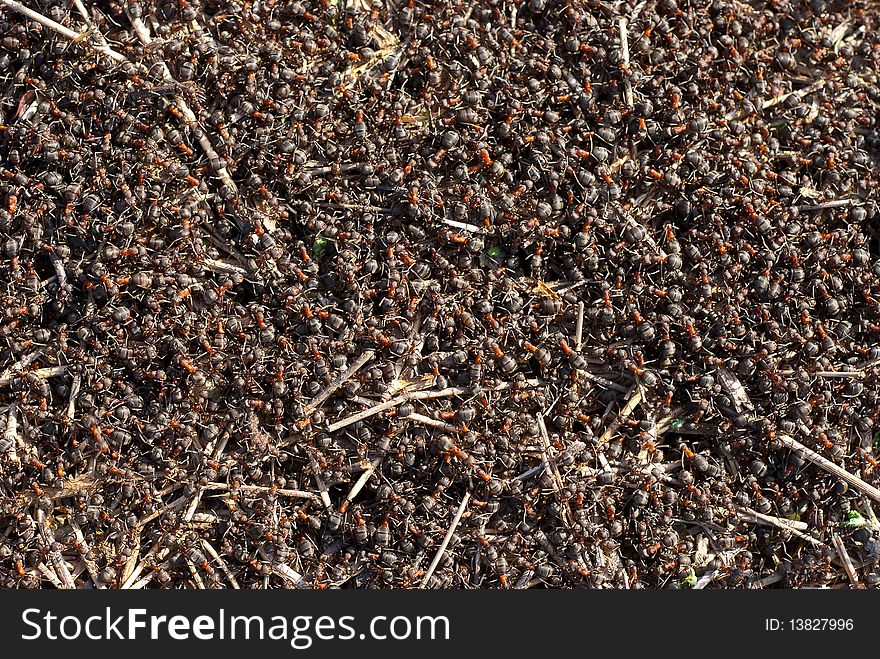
xmin=1 ymin=0 xmax=880 ymax=589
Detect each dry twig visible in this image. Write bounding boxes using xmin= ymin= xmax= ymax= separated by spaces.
xmin=202 ymin=539 xmax=240 ymax=589
xmin=736 ymin=505 xmax=825 ymax=548
xmin=339 ymin=458 xmax=381 ymax=512
xmin=831 ymin=533 xmax=859 ymax=586
xmin=303 ymin=350 xmax=375 ymax=415
xmin=0 ymin=0 xmax=126 ymax=61
xmin=421 ymin=491 xmax=471 ymax=588
xmin=777 ymin=434 xmax=880 ymax=503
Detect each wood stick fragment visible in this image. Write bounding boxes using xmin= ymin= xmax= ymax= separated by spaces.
xmin=2 ymin=402 xmax=19 ymax=462
xmin=120 ymin=538 xmax=165 ymax=589
xmin=0 ymin=350 xmax=42 ymax=382
xmin=72 ymin=0 xmax=101 ymax=39
xmin=514 ymin=441 xmax=586 ymax=481
xmin=796 ymin=199 xmax=858 ymax=211
xmin=619 ymin=17 xmax=633 ymax=108
xmin=198 ymin=226 xmax=258 ymax=279
xmin=325 ymin=381 xmax=554 ymax=433
xmin=0 ymin=365 xmax=67 ymax=388
xmin=325 ymin=397 xmax=403 ymax=433
xmin=324 ymin=391 xmax=466 ymax=434
xmin=68 ymin=561 xmax=87 ymax=583
xmin=576 ymin=369 xmax=630 ymax=393
xmin=36 ymin=562 xmax=65 ymax=589
xmin=629 ymin=0 xmax=648 ymax=23
xmin=128 ymin=573 xmax=155 ymax=589
xmin=762 ymin=78 xmax=825 ymax=110
xmin=777 ymin=434 xmax=880 ymax=503
xmin=831 ymin=533 xmax=859 ymax=586
xmin=125 ymin=12 xmax=239 ymax=198
xmin=421 ymin=491 xmax=470 ymax=588
xmin=308 ymin=453 xmax=332 ymax=509
xmin=339 ymin=458 xmax=381 ymax=512
xmin=693 ymin=569 xmax=717 ymax=590
xmin=735 ymin=505 xmax=825 ymax=548
xmin=860 ymin=495 xmax=880 ymax=529
xmin=185 ymin=557 xmax=206 ymax=589
xmin=121 ymin=533 xmax=141 ymax=585
xmin=405 ymin=411 xmax=463 ymax=434
xmin=188 ymin=511 xmax=227 ymax=525
xmin=69 ymin=519 xmax=103 ymax=589
xmin=0 ymin=0 xmax=126 ymax=61
xmin=304 ymin=350 xmax=375 ymax=415
xmin=813 ymin=370 xmax=865 ymax=378
xmin=183 ymin=489 xmax=204 ymax=523
xmin=536 ymin=416 xmax=560 ymax=492
xmin=272 ymin=563 xmax=307 ymax=588
xmin=734 ymin=505 xmax=809 ymax=531
xmin=202 ymin=257 xmax=248 ymax=276
xmin=537 ymin=414 xmax=572 ymax=526
xmin=211 ymin=428 xmax=231 ymax=461
xmin=66 ymin=373 xmax=81 ymax=422
xmin=201 ymin=539 xmax=240 ymax=589
xmin=407 ymin=386 xmax=471 ymax=400
xmin=575 ymin=301 xmax=585 ymax=351
xmin=442 ymin=218 xmax=485 ymax=234
xmin=37 ymin=510 xmax=76 ymax=589
xmin=204 ymin=482 xmax=320 ymax=500
xmin=134 ymin=492 xmax=190 ymax=528
xmin=596 ymin=387 xmax=643 ymax=447
xmin=654 ymin=407 xmax=686 ymax=436
xmin=753 ymin=572 xmax=785 ymax=588
xmin=776 ymin=369 xmax=865 ymax=378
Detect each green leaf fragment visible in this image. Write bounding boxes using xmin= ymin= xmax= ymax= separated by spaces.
xmin=680 ymin=568 xmax=697 ymax=588
xmin=844 ymin=511 xmax=867 ymax=528
xmin=313 ymin=236 xmax=329 ymax=259
xmin=480 ymin=245 xmax=505 ymax=268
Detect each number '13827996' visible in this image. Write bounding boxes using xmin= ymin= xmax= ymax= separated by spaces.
xmin=789 ymin=619 xmax=853 ymax=631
